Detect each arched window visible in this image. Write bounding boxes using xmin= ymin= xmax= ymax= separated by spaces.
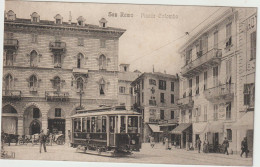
xmin=99 ymin=78 xmax=106 ymax=95
xmin=53 ymin=76 xmax=61 ymax=91
xmin=30 ymin=50 xmax=38 ymax=67
xmin=77 ymin=53 xmax=83 ymax=68
xmin=54 ymin=53 xmax=62 ymax=68
xmin=77 ymin=77 xmax=84 ymax=91
xmin=6 ymin=50 xmax=14 ymax=66
xmin=5 ymin=74 xmax=13 ymax=91
xmin=99 ymin=55 xmax=106 ymax=70
xmin=29 ymin=75 xmax=37 ymax=88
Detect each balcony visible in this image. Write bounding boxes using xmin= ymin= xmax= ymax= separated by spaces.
xmin=72 ymin=68 xmax=89 ymax=78
xmin=49 ymin=41 xmax=66 ymax=52
xmin=181 ymin=48 xmax=222 ymax=78
xmin=149 ymin=118 xmax=159 ymax=123
xmin=149 ymin=100 xmax=157 ymax=106
xmin=2 ymin=90 xmax=21 ymax=100
xmin=4 ymin=39 xmax=19 ymax=50
xmin=45 ymin=91 xmax=69 ymax=101
xmin=204 ymin=83 xmax=234 ymax=102
xmin=177 ymin=96 xmax=194 ymax=109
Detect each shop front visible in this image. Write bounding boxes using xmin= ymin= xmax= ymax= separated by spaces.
xmin=193 ymin=122 xmax=208 ymax=150
xmin=2 ymin=105 xmax=18 ymax=135
xmin=147 ymin=124 xmax=163 ymax=142
xmin=170 ymin=123 xmax=192 ymax=149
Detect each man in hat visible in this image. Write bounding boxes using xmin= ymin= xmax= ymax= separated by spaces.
xmin=240 ymin=137 xmax=248 ymax=158
xmin=39 ymin=130 xmax=47 ymax=153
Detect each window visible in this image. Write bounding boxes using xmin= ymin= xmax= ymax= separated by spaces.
xmin=244 ymin=83 xmax=255 ymax=107
xmin=78 ymin=20 xmax=83 ymax=26
xmin=29 ymin=75 xmax=37 ymax=88
xmin=226 ymin=59 xmax=232 ymax=84
xmin=56 ymin=19 xmax=61 ymax=24
xmin=214 ymin=104 xmax=218 ymax=121
xmin=55 ymin=108 xmax=61 ymax=117
xmin=160 ymin=110 xmax=164 ymax=120
xmin=195 ymin=108 xmax=199 ymax=122
xmin=213 ymin=66 xmax=219 ymax=87
xmin=149 ymin=79 xmax=156 ymax=85
xmin=214 ymin=31 xmax=218 ymax=48
xmin=202 ymin=35 xmax=208 ymax=54
xmin=77 ymin=53 xmax=83 ymax=68
xmin=226 ymin=23 xmax=232 ymax=47
xmin=100 ymin=39 xmax=106 ymax=48
xmin=160 ymin=93 xmax=165 ymax=103
xmin=32 ymin=17 xmax=38 ymax=22
xmin=181 ymin=110 xmax=185 ymax=123
xmin=53 ymin=76 xmax=61 ymax=91
xmin=186 ymin=49 xmax=192 ymax=65
xmin=204 ymin=71 xmax=207 ymax=90
xmin=171 ymin=82 xmax=174 ymax=91
xmin=99 ymin=78 xmax=106 ymax=95
xmin=30 ymin=50 xmax=38 ymax=67
xmin=159 ymin=80 xmax=166 ymax=90
xmin=204 ymin=105 xmax=207 ymax=122
xmin=141 ymin=79 xmax=144 ymax=89
xmin=171 ymin=111 xmax=175 ymax=119
xmin=77 ymin=77 xmax=84 ymax=91
xmin=78 ymin=38 xmax=84 ymax=46
xmin=227 ymin=129 xmax=232 ymax=141
xmin=142 ymin=92 xmax=144 ymax=103
xmin=196 ymin=76 xmax=199 ymax=95
xmin=189 ymin=109 xmax=192 ymax=123
xmin=250 ymin=31 xmax=256 ymax=60
xmin=189 ymin=79 xmax=192 ymax=96
xmin=54 ymin=53 xmax=62 ymax=68
xmin=31 ymin=34 xmax=38 ymax=43
xmin=226 ymin=102 xmax=231 ymax=120
xmin=99 ymin=54 xmax=106 ymax=70
xmin=5 ymin=50 xmax=14 ymax=66
xmin=33 ymin=108 xmax=40 ymax=118
xmin=4 ymin=74 xmax=13 ymax=91
xmin=124 ymin=66 xmax=127 ymax=72
xmin=171 ymin=94 xmax=175 ymax=104
xmin=129 ymin=87 xmax=133 ymax=94
xmin=119 ymin=86 xmax=126 ymax=94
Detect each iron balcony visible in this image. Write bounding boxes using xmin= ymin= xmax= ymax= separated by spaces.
xmin=49 ymin=41 xmax=66 ymax=52
xmin=4 ymin=39 xmax=19 ymax=50
xmin=204 ymin=83 xmax=234 ymax=102
xmin=2 ymin=90 xmax=21 ymax=100
xmin=45 ymin=91 xmax=70 ymax=101
xmin=177 ymin=96 xmax=194 ymax=109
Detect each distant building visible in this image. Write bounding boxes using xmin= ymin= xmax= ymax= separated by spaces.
xmin=131 ymin=72 xmax=179 ymax=142
xmin=118 ymin=64 xmax=140 ymax=108
xmin=2 ymin=10 xmax=125 ymax=143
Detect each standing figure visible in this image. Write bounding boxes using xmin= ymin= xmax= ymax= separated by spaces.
xmin=222 ymin=137 xmax=229 ymax=155
xmin=240 ymin=137 xmax=248 ymax=158
xmin=150 ymin=135 xmax=155 ymax=148
xmin=39 ymin=130 xmax=47 ymax=153
xmin=197 ymin=137 xmax=202 ymax=153
xmin=165 ymin=137 xmax=169 ymax=150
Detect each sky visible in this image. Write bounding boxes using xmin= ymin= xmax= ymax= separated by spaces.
xmin=4 ymin=1 xmax=223 ymax=74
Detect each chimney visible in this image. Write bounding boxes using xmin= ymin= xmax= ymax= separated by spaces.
xmin=68 ymin=11 xmax=72 ymax=24
xmin=152 ymin=65 xmax=154 ymax=73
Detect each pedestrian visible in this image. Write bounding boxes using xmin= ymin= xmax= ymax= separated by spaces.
xmin=197 ymin=137 xmax=201 ymax=153
xmin=150 ymin=135 xmax=155 ymax=148
xmin=39 ymin=130 xmax=47 ymax=153
xmin=165 ymin=137 xmax=169 ymax=150
xmin=222 ymin=137 xmax=229 ymax=155
xmin=240 ymin=137 xmax=248 ymax=158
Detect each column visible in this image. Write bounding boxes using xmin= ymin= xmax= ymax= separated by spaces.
xmin=17 ymin=115 xmax=23 ymax=135
xmin=106 ymin=116 xmax=109 ymax=146
xmin=42 ymin=113 xmax=48 ymax=132
xmin=117 ymin=115 xmax=121 ymax=133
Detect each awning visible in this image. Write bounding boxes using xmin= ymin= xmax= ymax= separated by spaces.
xmin=170 ymin=123 xmax=192 ymax=134
xmin=193 ymin=122 xmax=208 ymax=134
xmin=148 ymin=124 xmax=163 ymax=133
xmin=159 ymin=123 xmax=177 ymax=127
xmin=205 ymin=121 xmax=224 ymax=133
xmin=232 ymin=111 xmax=254 ymax=130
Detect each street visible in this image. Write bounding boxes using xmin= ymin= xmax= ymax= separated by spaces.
xmin=1 ymin=143 xmax=252 ymax=166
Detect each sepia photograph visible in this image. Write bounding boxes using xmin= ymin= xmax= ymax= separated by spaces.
xmin=0 ymin=0 xmax=258 ymax=166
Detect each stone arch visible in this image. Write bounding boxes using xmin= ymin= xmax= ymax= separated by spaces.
xmin=2 ymin=103 xmax=18 ymax=114
xmin=22 ymin=102 xmax=44 ymax=115
xmin=2 ymin=102 xmax=19 ymax=113
xmin=69 ymin=103 xmax=87 ymax=117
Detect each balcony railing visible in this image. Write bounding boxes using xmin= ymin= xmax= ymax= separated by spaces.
xmin=49 ymin=41 xmax=66 ymax=52
xmin=149 ymin=100 xmax=156 ymax=106
xmin=181 ymin=48 xmax=222 ymax=78
xmin=2 ymin=90 xmax=21 ymax=100
xmin=72 ymin=68 xmax=89 ymax=74
xmin=177 ymin=96 xmax=194 ymax=109
xmin=204 ymin=83 xmax=234 ymax=101
xmin=4 ymin=39 xmax=19 ymax=50
xmin=45 ymin=91 xmax=69 ymax=101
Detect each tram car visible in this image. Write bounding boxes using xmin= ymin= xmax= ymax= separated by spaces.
xmin=70 ymin=106 xmax=142 ymax=156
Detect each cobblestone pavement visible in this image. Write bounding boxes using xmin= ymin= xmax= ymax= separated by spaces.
xmin=1 ymin=143 xmax=253 ymax=166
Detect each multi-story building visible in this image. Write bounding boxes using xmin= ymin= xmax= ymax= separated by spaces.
xmin=131 ymin=72 xmax=179 ymax=142
xmin=176 ymin=7 xmax=256 ymax=154
xmin=2 ymin=10 xmax=125 ymax=142
xmin=118 ymin=64 xmax=140 ymax=108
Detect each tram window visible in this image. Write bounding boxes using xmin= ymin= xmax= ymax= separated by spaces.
xmin=109 ymin=116 xmax=115 ymax=133
xmin=120 ymin=116 xmax=126 ymax=133
xmin=102 ymin=116 xmax=106 ymax=132
xmin=91 ymin=117 xmax=96 ymax=132
xmin=82 ymin=118 xmax=87 ymax=132
xmin=87 ymin=118 xmax=90 ymax=132
xmin=74 ymin=119 xmax=81 ymax=132
xmin=97 ymin=116 xmax=102 ymax=132
xmin=128 ymin=116 xmax=138 ymax=133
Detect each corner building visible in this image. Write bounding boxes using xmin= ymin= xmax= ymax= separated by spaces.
xmin=2 ymin=10 xmax=125 ymax=142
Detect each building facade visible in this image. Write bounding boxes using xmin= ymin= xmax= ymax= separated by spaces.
xmin=176 ymin=7 xmax=256 ymax=154
xmin=2 ymin=10 xmax=125 ymax=142
xmin=118 ymin=64 xmax=140 ymax=108
xmin=132 ymin=72 xmax=179 ymax=142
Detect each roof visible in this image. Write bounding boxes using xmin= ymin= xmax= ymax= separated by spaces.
xmin=118 ymin=71 xmax=140 ymax=82
xmin=170 ymin=123 xmax=192 ymax=134
xmin=71 ymin=110 xmax=140 ymax=118
xmin=4 ymin=18 xmax=126 ymax=33
xmin=148 ymin=124 xmax=163 ymax=133
xmin=131 ymin=72 xmax=178 ymax=85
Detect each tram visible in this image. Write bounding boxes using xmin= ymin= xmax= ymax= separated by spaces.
xmin=70 ymin=106 xmax=142 ymax=156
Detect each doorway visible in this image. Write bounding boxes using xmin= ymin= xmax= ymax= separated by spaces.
xmin=213 ymin=133 xmax=219 ymax=152
xmin=30 ymin=120 xmax=41 ymax=135
xmin=48 ymin=119 xmax=65 ymax=134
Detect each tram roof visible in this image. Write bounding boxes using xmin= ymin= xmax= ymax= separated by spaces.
xmin=71 ymin=110 xmax=141 ymax=118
